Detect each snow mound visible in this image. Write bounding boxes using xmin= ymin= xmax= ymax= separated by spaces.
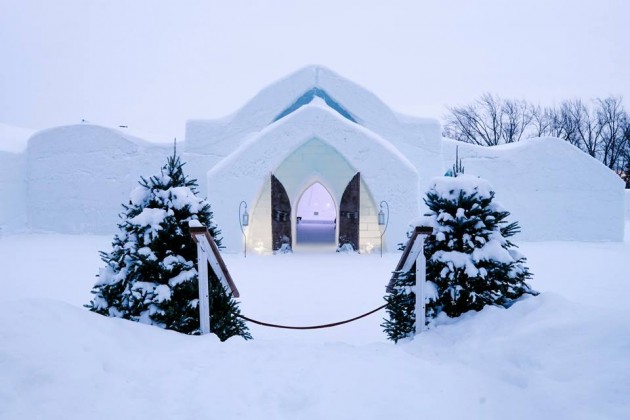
xmin=1 ymin=234 xmax=630 ymax=418
xmin=1 ymin=293 xmax=628 ymax=419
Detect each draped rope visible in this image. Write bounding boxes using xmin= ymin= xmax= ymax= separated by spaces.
xmin=238 ymin=304 xmax=387 ymax=330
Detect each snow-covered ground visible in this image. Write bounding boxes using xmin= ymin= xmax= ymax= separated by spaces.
xmin=1 ymin=228 xmax=629 ymax=419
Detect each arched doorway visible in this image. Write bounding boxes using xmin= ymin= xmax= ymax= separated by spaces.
xmin=296 ymin=182 xmax=336 ymax=245
xmin=249 ymin=139 xmax=382 ymax=254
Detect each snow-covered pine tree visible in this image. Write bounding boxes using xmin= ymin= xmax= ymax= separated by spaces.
xmin=424 ymin=174 xmax=537 ymax=319
xmin=86 ymin=150 xmax=251 ymax=341
xmin=382 ymin=269 xmax=416 ymax=342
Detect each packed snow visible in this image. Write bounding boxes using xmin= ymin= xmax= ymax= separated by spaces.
xmin=129 ymin=208 xmax=170 ymax=234
xmin=430 ymin=174 xmax=495 ymax=201
xmin=1 ymin=228 xmax=629 ymax=419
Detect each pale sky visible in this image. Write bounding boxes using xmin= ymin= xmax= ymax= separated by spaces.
xmin=1 ymin=0 xmax=628 ymax=142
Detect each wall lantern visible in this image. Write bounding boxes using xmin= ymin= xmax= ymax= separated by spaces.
xmin=379 ymin=200 xmax=390 ymax=258
xmin=239 ymin=201 xmax=249 ymax=257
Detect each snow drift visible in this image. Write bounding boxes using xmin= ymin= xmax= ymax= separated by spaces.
xmin=0 ymin=234 xmax=629 ymax=419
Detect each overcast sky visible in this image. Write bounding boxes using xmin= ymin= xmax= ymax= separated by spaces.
xmin=1 ymin=0 xmax=628 ymax=142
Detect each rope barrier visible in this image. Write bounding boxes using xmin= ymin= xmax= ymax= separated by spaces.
xmin=238 ymin=303 xmax=388 ymax=330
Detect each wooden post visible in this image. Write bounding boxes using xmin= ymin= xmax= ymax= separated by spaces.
xmin=388 ymin=225 xmax=432 ymax=336
xmin=197 ymin=242 xmax=211 ymax=335
xmin=414 ymin=234 xmax=428 ymax=334
xmin=190 ymin=222 xmax=240 ymax=335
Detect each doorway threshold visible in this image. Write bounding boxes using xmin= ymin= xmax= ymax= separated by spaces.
xmin=292 ymin=243 xmax=338 ymax=254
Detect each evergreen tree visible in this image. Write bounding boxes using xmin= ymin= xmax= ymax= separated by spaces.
xmin=86 ymin=151 xmax=251 ymax=340
xmin=423 ymin=174 xmax=537 ymax=319
xmin=382 ymin=269 xmax=416 ymax=342
xmin=444 ymin=145 xmax=465 ymax=177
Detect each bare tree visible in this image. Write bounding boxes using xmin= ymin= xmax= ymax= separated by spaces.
xmin=622 ymin=129 xmax=630 ymax=187
xmin=555 ymin=97 xmax=630 ymax=170
xmin=596 ymin=96 xmax=628 ymax=170
xmin=531 ymin=105 xmax=553 ymax=137
xmin=503 ymin=98 xmax=534 ymax=143
xmin=531 ymin=104 xmax=576 ymax=140
xmin=562 ymin=99 xmax=600 ymax=157
xmin=443 ymin=93 xmax=532 ymax=146
xmin=444 ymin=94 xmax=630 ymax=186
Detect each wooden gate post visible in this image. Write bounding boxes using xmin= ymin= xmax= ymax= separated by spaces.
xmin=414 ymin=233 xmax=428 ymax=334
xmin=190 ymin=221 xmax=240 ymax=335
xmin=196 ymin=240 xmax=211 ymax=335
xmin=387 ymin=225 xmax=433 ymax=336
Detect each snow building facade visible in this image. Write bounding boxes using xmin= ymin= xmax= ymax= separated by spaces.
xmin=0 ymin=66 xmax=625 ymax=250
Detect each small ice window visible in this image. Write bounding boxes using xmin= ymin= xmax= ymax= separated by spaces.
xmin=273 ymin=87 xmax=357 ymax=123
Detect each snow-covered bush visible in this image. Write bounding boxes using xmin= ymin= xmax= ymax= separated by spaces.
xmin=383 ymin=173 xmax=537 ymax=342
xmin=424 ymin=174 xmax=537 ymax=319
xmin=86 ymin=151 xmax=250 ymax=340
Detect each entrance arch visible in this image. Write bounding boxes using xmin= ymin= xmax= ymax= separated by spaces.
xmin=246 ymin=137 xmax=387 ymax=254
xmin=295 ymin=182 xmax=337 ymax=245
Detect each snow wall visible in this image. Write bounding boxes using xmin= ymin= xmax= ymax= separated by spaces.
xmin=0 ymin=126 xmax=624 ymax=242
xmin=626 ymin=190 xmax=630 ymax=220
xmin=442 ymin=137 xmax=625 ymax=241
xmin=0 ymin=150 xmax=27 ymax=233
xmin=25 ymin=125 xmax=170 ymax=234
xmin=0 ymin=123 xmax=33 ymax=234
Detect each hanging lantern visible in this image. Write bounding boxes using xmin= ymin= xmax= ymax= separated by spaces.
xmin=242 ymin=208 xmax=249 ymax=227
xmin=239 ymin=201 xmax=249 ymax=258
xmin=378 ymin=200 xmax=390 ymax=258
